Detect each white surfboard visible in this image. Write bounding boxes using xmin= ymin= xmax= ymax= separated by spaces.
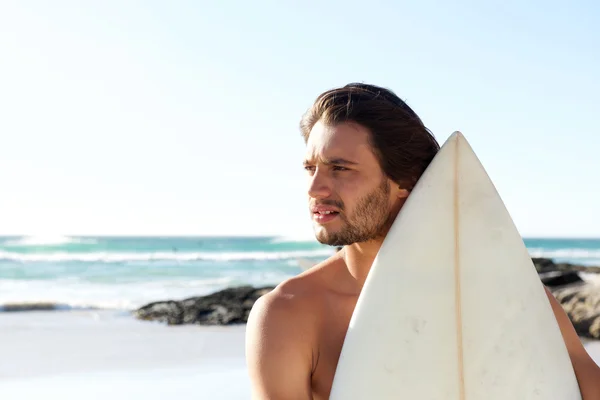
xmin=329 ymin=132 xmax=581 ymax=399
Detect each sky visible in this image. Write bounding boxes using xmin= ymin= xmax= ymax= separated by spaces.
xmin=0 ymin=0 xmax=598 ymax=238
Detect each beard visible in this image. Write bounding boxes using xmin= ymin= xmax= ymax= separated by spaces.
xmin=312 ymin=178 xmax=394 ymax=247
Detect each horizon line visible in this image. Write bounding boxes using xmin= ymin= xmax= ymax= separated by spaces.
xmin=0 ymin=233 xmax=599 ymax=240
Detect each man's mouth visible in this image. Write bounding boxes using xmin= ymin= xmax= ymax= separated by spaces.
xmin=313 ymin=210 xmax=340 ymax=223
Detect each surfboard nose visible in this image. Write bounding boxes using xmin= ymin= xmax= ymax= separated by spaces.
xmin=447 ymin=131 xmax=465 ymax=142
xmin=437 ymin=131 xmax=464 ymax=155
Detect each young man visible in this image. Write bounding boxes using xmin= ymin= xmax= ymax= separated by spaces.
xmin=245 ymin=83 xmax=600 ymax=399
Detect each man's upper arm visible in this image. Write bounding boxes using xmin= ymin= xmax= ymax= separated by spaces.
xmin=545 ymin=286 xmax=600 ymax=398
xmin=245 ymin=289 xmax=314 ymax=400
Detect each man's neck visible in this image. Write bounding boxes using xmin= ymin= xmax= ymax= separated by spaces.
xmin=342 ymin=239 xmax=384 ymax=290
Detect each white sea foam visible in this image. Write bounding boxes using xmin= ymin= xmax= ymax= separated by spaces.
xmin=527 ymin=247 xmax=600 ymax=262
xmin=269 ymin=235 xmax=319 ymax=244
xmin=0 ymin=248 xmax=333 ymax=263
xmin=4 ymin=247 xmax=597 ymax=264
xmin=0 ymin=272 xmax=291 ymax=312
xmin=3 ymin=235 xmax=97 ymax=247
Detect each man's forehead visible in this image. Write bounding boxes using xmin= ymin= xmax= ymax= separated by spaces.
xmin=305 ymin=121 xmax=371 ymax=159
xmin=308 ymin=121 xmax=369 ymax=142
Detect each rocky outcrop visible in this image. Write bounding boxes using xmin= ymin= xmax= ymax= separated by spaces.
xmin=534 ymin=257 xmax=586 ymax=287
xmin=134 ymin=258 xmax=600 ymax=339
xmin=531 ymin=258 xmax=600 ymax=339
xmin=540 ymin=270 xmax=584 ymax=287
xmin=552 ymin=284 xmax=600 ymax=339
xmin=533 ymin=257 xmax=600 ymax=274
xmin=0 ymin=302 xmax=63 ymax=312
xmin=134 ymin=286 xmax=274 ymax=325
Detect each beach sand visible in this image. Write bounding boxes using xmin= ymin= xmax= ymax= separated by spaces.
xmin=0 ymin=311 xmax=250 ymax=399
xmin=3 ymin=311 xmax=600 ymax=399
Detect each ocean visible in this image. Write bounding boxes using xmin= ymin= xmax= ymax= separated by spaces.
xmin=1 ymin=235 xmax=599 ymax=312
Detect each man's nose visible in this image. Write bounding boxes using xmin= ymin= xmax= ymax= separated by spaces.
xmin=308 ymin=169 xmax=332 ymax=199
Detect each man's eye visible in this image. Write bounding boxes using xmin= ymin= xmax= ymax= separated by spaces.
xmin=304 ymin=166 xmax=316 ymax=172
xmin=332 ymin=166 xmax=348 ymax=171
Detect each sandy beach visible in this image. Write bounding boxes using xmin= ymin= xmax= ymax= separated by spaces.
xmin=2 ymin=310 xmax=600 ymax=400
xmin=0 ymin=311 xmax=250 ymax=399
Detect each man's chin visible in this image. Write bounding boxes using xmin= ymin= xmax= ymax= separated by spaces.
xmin=313 ymin=229 xmax=347 ymax=247
xmin=313 ymin=227 xmax=332 ymax=243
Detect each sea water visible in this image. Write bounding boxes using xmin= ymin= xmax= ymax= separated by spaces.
xmin=1 ymin=235 xmax=599 ymax=312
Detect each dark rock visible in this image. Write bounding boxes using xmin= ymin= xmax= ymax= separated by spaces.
xmin=532 ymin=257 xmax=559 ymax=273
xmin=134 ymin=286 xmax=274 ymax=326
xmin=532 ymin=257 xmax=600 ymax=274
xmin=551 ymin=285 xmax=600 ymax=339
xmin=0 ymin=302 xmax=61 ymax=312
xmin=540 ymin=271 xmax=584 ymax=287
xmin=134 ymin=300 xmax=184 ymax=325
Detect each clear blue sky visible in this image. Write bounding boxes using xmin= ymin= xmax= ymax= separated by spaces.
xmin=0 ymin=0 xmax=598 ymax=238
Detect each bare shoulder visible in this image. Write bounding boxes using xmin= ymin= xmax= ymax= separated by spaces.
xmin=248 ymin=275 xmax=320 ymax=333
xmin=248 ymin=252 xmax=342 ymax=329
xmin=245 ymin=255 xmax=339 ymax=398
xmin=247 ymin=257 xmax=334 ymax=341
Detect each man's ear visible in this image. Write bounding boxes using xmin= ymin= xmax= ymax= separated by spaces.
xmin=397 ymin=187 xmax=410 ymax=199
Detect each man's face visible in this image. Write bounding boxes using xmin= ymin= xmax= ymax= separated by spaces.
xmin=303 ymin=121 xmax=406 ymax=246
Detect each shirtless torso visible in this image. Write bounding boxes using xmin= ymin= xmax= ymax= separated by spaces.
xmin=246 ymin=248 xmax=600 ymax=399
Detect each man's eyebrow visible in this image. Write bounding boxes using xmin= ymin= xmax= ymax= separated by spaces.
xmin=303 ymin=158 xmax=358 ymax=166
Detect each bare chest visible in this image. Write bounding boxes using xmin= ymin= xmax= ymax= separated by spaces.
xmin=310 ymin=292 xmax=358 ymax=400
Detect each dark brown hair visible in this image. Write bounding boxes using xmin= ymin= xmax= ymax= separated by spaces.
xmin=300 ymin=83 xmax=440 ymax=190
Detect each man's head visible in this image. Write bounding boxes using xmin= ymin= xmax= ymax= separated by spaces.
xmin=300 ymin=83 xmax=439 ymax=246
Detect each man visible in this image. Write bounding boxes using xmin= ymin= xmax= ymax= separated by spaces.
xmin=245 ymin=83 xmax=600 ymax=399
